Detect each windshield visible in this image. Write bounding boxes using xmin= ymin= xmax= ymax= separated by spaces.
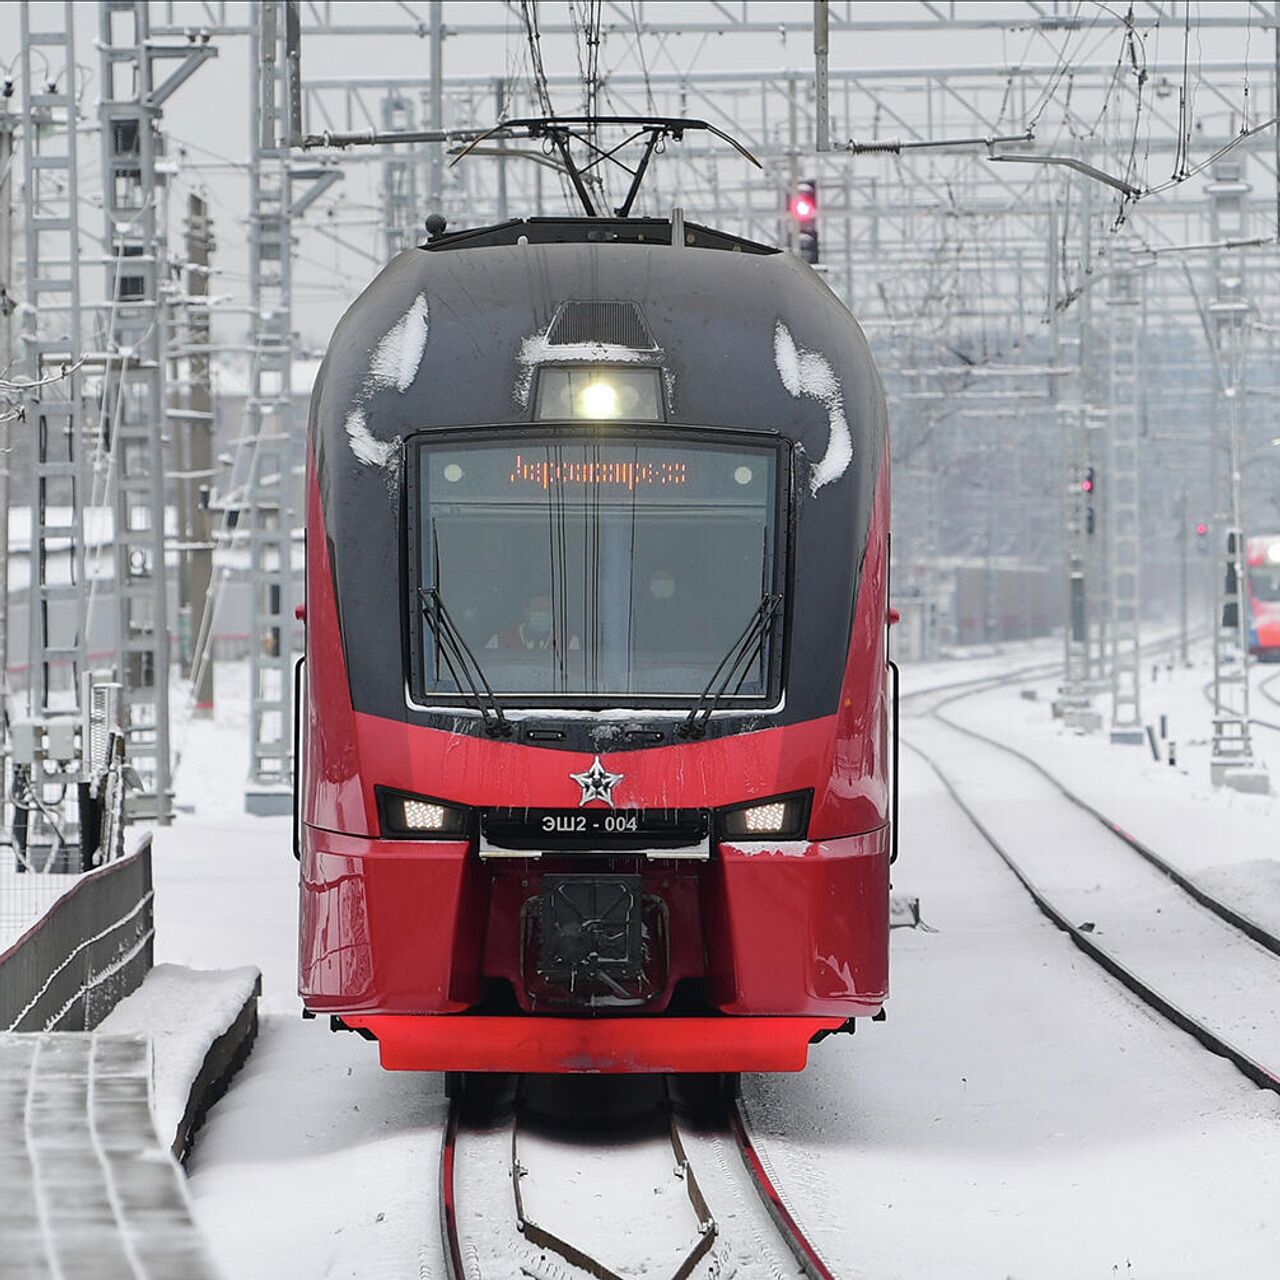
xmin=1250 ymin=567 xmax=1280 ymax=603
xmin=413 ymin=431 xmax=782 ymax=702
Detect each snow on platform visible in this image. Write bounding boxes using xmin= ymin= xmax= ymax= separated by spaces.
xmin=0 ymin=1034 xmax=218 ymax=1279
xmin=0 ymin=961 xmax=259 ymax=1278
xmin=100 ymin=964 xmax=262 ymax=1157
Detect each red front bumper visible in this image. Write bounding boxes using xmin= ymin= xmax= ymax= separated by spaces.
xmin=299 ymin=825 xmax=888 ymax=1072
xmin=343 ymin=1013 xmax=848 ymax=1072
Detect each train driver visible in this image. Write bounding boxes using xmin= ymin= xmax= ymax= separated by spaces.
xmin=486 ymin=594 xmax=581 ymax=652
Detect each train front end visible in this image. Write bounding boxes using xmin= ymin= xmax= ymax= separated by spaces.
xmin=1247 ymin=536 xmax=1280 ymax=659
xmin=298 ymin=219 xmax=892 ymax=1073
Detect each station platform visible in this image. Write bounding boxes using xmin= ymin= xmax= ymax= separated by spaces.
xmin=1 ymin=1033 xmax=215 ymax=1278
xmin=1 ymin=966 xmax=260 ymax=1279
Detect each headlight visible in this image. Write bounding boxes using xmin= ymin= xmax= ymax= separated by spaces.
xmin=534 ymin=366 xmax=664 ymax=421
xmin=718 ymin=792 xmax=810 ymax=839
xmin=377 ymin=787 xmax=470 ymax=837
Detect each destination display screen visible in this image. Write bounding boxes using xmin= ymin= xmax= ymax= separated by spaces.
xmin=424 ymin=437 xmax=774 ymax=508
xmin=481 ymin=807 xmax=708 ymax=852
xmin=508 ymin=453 xmax=688 ymax=491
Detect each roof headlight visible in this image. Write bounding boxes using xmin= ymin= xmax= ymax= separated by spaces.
xmin=577 ymin=379 xmax=621 ymax=419
xmin=534 ymin=366 xmax=663 ymax=421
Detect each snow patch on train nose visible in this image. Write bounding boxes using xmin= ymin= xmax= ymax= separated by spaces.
xmin=773 ymin=321 xmax=852 ymax=495
xmin=344 ymin=292 xmax=429 ymax=470
xmin=368 ymin=292 xmax=430 ymax=392
xmin=345 ymin=406 xmax=397 ymax=468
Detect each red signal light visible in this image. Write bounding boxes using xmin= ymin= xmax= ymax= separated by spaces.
xmin=1195 ymin=522 xmax=1208 ymax=536
xmin=1081 ymin=478 xmax=1093 ymax=493
xmin=790 ymin=193 xmax=816 ymax=221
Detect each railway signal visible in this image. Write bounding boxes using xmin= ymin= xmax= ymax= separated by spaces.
xmin=790 ymin=178 xmax=819 ymax=264
xmin=1082 ymin=466 xmax=1096 ymax=535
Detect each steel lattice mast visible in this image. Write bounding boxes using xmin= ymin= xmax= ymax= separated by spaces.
xmin=243 ymin=0 xmax=298 ymax=814
xmin=1206 ymin=160 xmax=1267 ymax=792
xmin=20 ymin=1 xmax=87 ymax=727
xmin=1106 ymin=252 xmax=1145 ymax=744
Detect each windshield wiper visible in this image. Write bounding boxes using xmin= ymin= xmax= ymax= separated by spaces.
xmin=418 ymin=586 xmax=513 ymax=738
xmin=677 ymin=593 xmax=782 ymax=740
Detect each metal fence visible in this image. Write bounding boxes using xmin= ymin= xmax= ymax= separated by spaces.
xmin=1 ymin=676 xmax=133 ymax=952
xmin=0 ymin=835 xmax=153 ymax=1033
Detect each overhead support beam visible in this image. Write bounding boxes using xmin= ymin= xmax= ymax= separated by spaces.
xmin=288 ymin=167 xmax=342 ymax=217
xmin=151 ymin=11 xmax=1280 ymax=37
xmin=148 ymin=42 xmax=218 ymax=106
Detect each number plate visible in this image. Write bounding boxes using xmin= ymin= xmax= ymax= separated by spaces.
xmin=481 ymin=807 xmax=708 ymax=854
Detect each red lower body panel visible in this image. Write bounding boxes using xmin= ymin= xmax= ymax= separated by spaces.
xmin=343 ymin=1013 xmax=847 ymax=1073
xmin=300 ymin=825 xmax=888 ymax=1071
xmin=1250 ymin=615 xmax=1280 ymax=658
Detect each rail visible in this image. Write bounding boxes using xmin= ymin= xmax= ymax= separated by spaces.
xmin=905 ymin=737 xmax=1280 ymax=1097
xmin=904 ymin=670 xmax=1280 ymax=1099
xmin=930 ymin=683 xmax=1280 ymax=959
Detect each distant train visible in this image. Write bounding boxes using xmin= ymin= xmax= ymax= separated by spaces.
xmin=1247 ymin=535 xmax=1280 ymax=660
xmin=295 ymin=212 xmax=892 ymax=1074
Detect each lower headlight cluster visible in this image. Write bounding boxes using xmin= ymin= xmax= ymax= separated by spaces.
xmin=718 ymin=792 xmax=810 ymax=839
xmin=401 ymin=799 xmax=451 ymax=830
xmin=378 ymin=788 xmax=469 ymax=837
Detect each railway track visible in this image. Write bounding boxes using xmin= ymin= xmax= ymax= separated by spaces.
xmin=430 ymin=657 xmax=1068 ymax=1280
xmin=905 ymin=676 xmax=1280 ymax=1099
xmin=435 ymin=646 xmax=1241 ymax=1279
xmin=440 ymin=1075 xmax=835 ymax=1280
xmin=1199 ymin=670 xmax=1280 ymax=733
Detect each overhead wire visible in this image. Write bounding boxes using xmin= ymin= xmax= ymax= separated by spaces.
xmin=519 ymin=0 xmax=576 ymax=211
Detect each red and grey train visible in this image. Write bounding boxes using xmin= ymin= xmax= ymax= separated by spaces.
xmin=1247 ymin=535 xmax=1280 ymax=659
xmin=297 ymin=213 xmax=893 ymax=1073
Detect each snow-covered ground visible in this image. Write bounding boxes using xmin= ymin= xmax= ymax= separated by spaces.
xmin=937 ymin=648 xmax=1278 ymax=918
xmin=153 ymin=663 xmax=445 ymax=1278
xmin=145 ymin=652 xmax=1280 ymax=1278
xmin=100 ymin=963 xmax=262 ymax=1150
xmin=750 ymin=749 xmax=1280 ymax=1279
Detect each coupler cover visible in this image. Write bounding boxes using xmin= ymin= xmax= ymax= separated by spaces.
xmin=529 ymin=874 xmax=649 ymax=1006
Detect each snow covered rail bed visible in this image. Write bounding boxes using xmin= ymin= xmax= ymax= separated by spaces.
xmin=904 ymin=683 xmax=1280 ymax=1098
xmin=1198 ymin=674 xmax=1280 ymax=734
xmin=928 ymin=684 xmax=1280 ymax=960
xmin=441 ymin=1074 xmax=834 ymax=1280
xmin=1260 ymin=668 xmax=1280 ymax=713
